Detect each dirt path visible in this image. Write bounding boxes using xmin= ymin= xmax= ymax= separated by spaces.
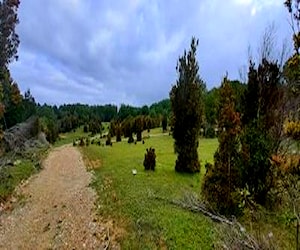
xmin=0 ymin=145 xmax=119 ymax=250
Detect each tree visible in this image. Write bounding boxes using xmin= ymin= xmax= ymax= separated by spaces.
xmin=149 ymin=99 xmax=171 ymax=117
xmin=141 ymin=105 xmax=149 ymax=116
xmin=241 ymin=59 xmax=283 ymax=204
xmin=0 ymin=0 xmax=20 ymax=136
xmin=284 ymin=0 xmax=300 ymax=54
xmin=115 ymin=122 xmax=122 ymax=142
xmin=0 ymin=71 xmax=22 ymax=128
xmin=284 ymin=0 xmax=300 ymax=119
xmin=202 ymin=77 xmax=241 ymax=214
xmin=0 ymin=0 xmax=20 ymax=70
xmin=204 ymin=87 xmax=219 ymax=127
xmin=133 ymin=116 xmax=144 ymax=142
xmin=89 ymin=117 xmax=102 ymax=136
xmin=22 ymin=89 xmax=36 ymax=120
xmin=162 ymin=114 xmax=168 ymax=132
xmin=37 ymin=104 xmax=59 ymax=143
xmin=170 ymin=37 xmax=205 ymax=173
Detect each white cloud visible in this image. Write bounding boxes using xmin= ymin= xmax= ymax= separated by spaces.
xmin=233 ymin=0 xmax=282 ymax=16
xmin=9 ymin=0 xmax=290 ymax=106
xmin=234 ymin=0 xmax=253 ymax=5
xmin=251 ymin=6 xmax=257 ymax=16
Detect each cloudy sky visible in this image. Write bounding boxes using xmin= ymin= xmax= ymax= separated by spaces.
xmin=9 ymin=0 xmax=292 ymax=106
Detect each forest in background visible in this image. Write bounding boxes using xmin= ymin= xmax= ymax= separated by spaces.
xmin=0 ymin=80 xmax=245 ymax=145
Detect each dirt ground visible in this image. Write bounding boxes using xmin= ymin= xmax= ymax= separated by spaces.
xmin=0 ymin=145 xmax=120 ymax=250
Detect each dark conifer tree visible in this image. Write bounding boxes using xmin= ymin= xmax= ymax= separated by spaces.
xmin=115 ymin=122 xmax=122 ymax=142
xmin=134 ymin=116 xmax=143 ymax=142
xmin=241 ymin=59 xmax=283 ymax=204
xmin=170 ymin=37 xmax=205 ymax=173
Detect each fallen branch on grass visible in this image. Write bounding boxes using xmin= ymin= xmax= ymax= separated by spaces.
xmin=171 ymin=192 xmax=234 ymax=225
xmin=152 ymin=191 xmax=275 ymax=249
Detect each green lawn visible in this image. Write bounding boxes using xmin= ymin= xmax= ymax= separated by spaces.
xmin=60 ymin=127 xmax=295 ymax=249
xmin=54 ymin=123 xmax=111 ymax=147
xmin=54 ymin=126 xmax=87 ymax=147
xmin=0 ymin=160 xmax=37 ymax=202
xmin=81 ymin=132 xmax=218 ymax=249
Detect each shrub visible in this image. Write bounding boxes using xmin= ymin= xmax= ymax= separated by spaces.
xmin=116 ymin=132 xmax=122 ymax=142
xmin=284 ymin=120 xmax=300 ymax=140
xmin=202 ymin=78 xmax=241 ymax=215
xmin=143 ymin=147 xmax=156 ymax=171
xmin=240 ymin=125 xmax=273 ymax=205
xmin=86 ymin=137 xmax=90 ymax=146
xmin=136 ymin=131 xmax=142 ymax=142
xmin=116 ymin=123 xmax=122 ymax=142
xmin=106 ymin=134 xmax=111 ymax=146
xmin=79 ymin=137 xmax=85 ymax=147
xmin=128 ymin=134 xmax=134 ymax=143
xmin=83 ymin=124 xmax=88 ymax=133
xmin=202 ymin=162 xmax=241 ymax=216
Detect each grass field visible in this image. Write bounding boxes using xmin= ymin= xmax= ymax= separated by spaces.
xmin=81 ymin=128 xmax=218 ymax=249
xmin=0 ymin=160 xmax=37 ymax=202
xmin=0 ymin=145 xmax=48 ymax=203
xmin=54 ymin=123 xmax=110 ymax=147
xmin=64 ymin=127 xmax=295 ymax=249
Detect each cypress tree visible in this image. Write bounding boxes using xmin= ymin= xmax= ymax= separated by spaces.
xmin=241 ymin=59 xmax=283 ymax=204
xmin=170 ymin=37 xmax=205 ymax=173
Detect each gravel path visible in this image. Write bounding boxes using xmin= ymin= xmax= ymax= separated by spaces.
xmin=0 ymin=145 xmax=119 ymax=250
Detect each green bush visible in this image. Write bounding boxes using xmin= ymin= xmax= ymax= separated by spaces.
xmin=202 ymin=163 xmax=241 ymax=216
xmin=240 ymin=125 xmax=273 ymax=205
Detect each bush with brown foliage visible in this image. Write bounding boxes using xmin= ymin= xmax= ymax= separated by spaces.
xmin=143 ymin=147 xmax=156 ymax=171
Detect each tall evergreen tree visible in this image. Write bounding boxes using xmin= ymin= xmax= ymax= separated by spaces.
xmin=170 ymin=37 xmax=205 ymax=173
xmin=202 ymin=77 xmax=241 ymax=214
xmin=241 ymin=59 xmax=283 ymax=204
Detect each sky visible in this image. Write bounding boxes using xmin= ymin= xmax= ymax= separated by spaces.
xmin=9 ymin=0 xmax=292 ymax=106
